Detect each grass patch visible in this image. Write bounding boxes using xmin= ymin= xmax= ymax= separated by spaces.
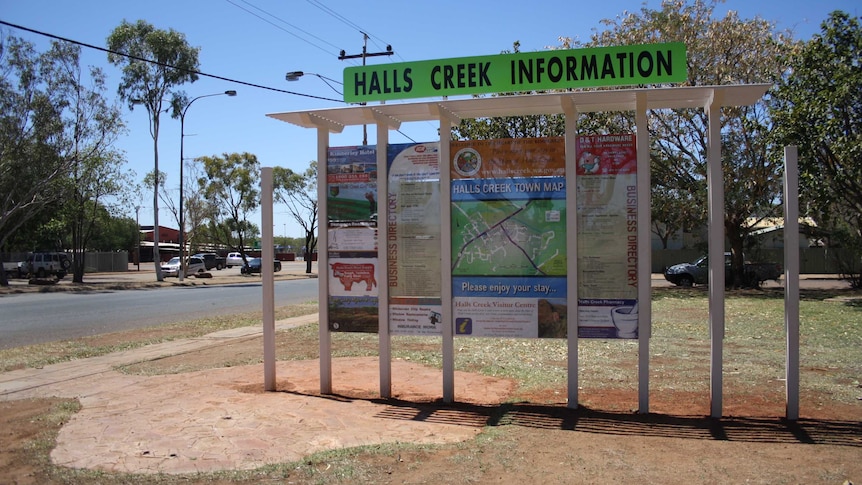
xmin=104 ymin=288 xmax=861 ymax=406
xmin=3 ymin=288 xmax=860 ymax=484
xmin=0 ymin=302 xmax=318 ymax=372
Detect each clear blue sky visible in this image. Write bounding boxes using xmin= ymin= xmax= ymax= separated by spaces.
xmin=1 ymin=0 xmax=857 ymax=238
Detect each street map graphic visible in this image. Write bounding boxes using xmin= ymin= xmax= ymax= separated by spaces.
xmin=452 ymin=198 xmax=566 ymax=277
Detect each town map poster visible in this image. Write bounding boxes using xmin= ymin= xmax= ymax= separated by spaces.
xmin=576 ymin=134 xmax=639 ymax=339
xmin=450 ymin=137 xmax=567 ymax=338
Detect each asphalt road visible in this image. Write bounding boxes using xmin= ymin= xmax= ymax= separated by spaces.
xmin=0 ymin=260 xmax=848 ymax=350
xmin=0 ymin=278 xmax=318 ymax=349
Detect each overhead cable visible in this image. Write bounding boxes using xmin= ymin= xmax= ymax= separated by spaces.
xmin=304 ymin=0 xmax=404 ymax=62
xmin=0 ymin=19 xmax=344 ymax=103
xmin=226 ymin=0 xmax=342 ymax=57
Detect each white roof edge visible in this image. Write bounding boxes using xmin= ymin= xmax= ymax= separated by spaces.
xmin=266 ymin=84 xmax=771 ymax=130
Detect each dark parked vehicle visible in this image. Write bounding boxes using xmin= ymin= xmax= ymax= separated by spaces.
xmin=240 ymin=258 xmax=282 ymax=274
xmin=192 ymin=253 xmax=226 ymax=271
xmin=664 ymin=252 xmax=782 ymax=288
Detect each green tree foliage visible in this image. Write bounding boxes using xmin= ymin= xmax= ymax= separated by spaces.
xmin=196 ymin=152 xmax=260 ymax=255
xmin=563 ymin=0 xmax=790 ymax=284
xmin=88 ymin=214 xmax=138 ymax=253
xmin=452 ymin=41 xmax=566 ymax=140
xmin=0 ymin=35 xmax=131 ymax=285
xmin=47 ymin=41 xmax=132 ymax=282
xmin=107 ymin=20 xmax=200 ymax=280
xmin=273 ymin=161 xmax=318 ymax=274
xmin=0 ymin=35 xmax=72 ymax=285
xmin=771 ymin=11 xmax=862 ymax=286
xmin=178 ymin=161 xmax=211 ymax=254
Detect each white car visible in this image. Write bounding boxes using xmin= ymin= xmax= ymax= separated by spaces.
xmin=161 ymin=256 xmax=206 ymax=277
xmin=225 ymin=252 xmax=245 ymax=268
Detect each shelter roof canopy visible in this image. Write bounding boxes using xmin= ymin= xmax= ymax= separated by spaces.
xmin=267 ymin=84 xmax=771 ymax=132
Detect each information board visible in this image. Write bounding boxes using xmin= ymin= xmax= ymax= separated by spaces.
xmin=386 ymin=143 xmax=443 ymax=336
xmin=326 ymin=145 xmax=379 ymax=332
xmin=450 ymin=138 xmax=568 ymax=338
xmin=576 ymin=134 xmax=639 ymax=339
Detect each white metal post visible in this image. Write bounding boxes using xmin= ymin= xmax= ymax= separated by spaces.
xmin=707 ymin=92 xmax=725 ymax=418
xmin=636 ymin=93 xmax=651 ymax=413
xmin=563 ymin=99 xmax=579 ymax=409
xmin=377 ymin=123 xmax=392 ymax=398
xmin=440 ymin=117 xmax=455 ymax=403
xmin=318 ymin=127 xmax=332 ymax=394
xmin=784 ymin=146 xmax=800 ymax=420
xmin=261 ymin=167 xmax=276 ymax=391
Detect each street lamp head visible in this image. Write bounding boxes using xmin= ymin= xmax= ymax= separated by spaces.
xmin=285 ymin=71 xmax=304 ymax=81
xmin=224 ymin=90 xmax=237 ymax=96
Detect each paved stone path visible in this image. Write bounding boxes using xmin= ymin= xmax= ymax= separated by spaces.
xmin=0 ymin=314 xmax=513 ymax=474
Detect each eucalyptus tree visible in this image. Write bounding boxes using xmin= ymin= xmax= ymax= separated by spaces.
xmin=195 ymin=152 xmax=260 ymax=256
xmin=47 ymin=40 xmax=132 ymax=283
xmin=274 ymin=161 xmax=319 ymax=274
xmin=146 ymin=162 xmax=211 ymax=254
xmin=107 ymin=20 xmax=200 ymax=281
xmin=0 ymin=35 xmax=70 ymax=285
xmin=561 ymin=0 xmax=792 ymax=284
xmin=771 ymin=11 xmax=862 ymax=286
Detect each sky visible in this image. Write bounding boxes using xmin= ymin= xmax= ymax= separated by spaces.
xmin=1 ymin=0 xmax=858 ymax=240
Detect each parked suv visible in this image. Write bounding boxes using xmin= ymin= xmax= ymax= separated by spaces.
xmin=18 ymin=252 xmax=72 ymax=279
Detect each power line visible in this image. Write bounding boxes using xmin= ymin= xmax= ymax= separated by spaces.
xmin=304 ymin=0 xmax=404 ymax=63
xmin=0 ymin=19 xmax=344 ymax=103
xmin=1 ymin=18 xmax=423 ymax=144
xmin=305 ymin=0 xmax=365 ymax=35
xmin=226 ymin=0 xmax=343 ymax=57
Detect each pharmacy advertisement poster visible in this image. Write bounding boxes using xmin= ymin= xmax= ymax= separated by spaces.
xmin=576 ymin=134 xmax=639 ymax=339
xmin=450 ymin=137 xmax=568 ymax=338
xmin=386 ymin=142 xmax=443 ymax=336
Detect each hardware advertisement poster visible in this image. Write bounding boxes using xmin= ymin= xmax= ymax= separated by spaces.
xmin=576 ymin=134 xmax=639 ymax=339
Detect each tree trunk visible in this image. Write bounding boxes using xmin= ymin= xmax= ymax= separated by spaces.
xmin=0 ymin=264 xmax=8 ymax=287
xmin=726 ymin=224 xmax=746 ymax=288
xmin=72 ymin=250 xmax=85 ymax=284
xmin=304 ymin=232 xmax=315 ymax=274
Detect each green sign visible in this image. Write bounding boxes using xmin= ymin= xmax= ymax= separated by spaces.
xmin=343 ymin=42 xmax=687 ymax=103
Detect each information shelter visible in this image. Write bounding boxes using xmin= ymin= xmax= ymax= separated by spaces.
xmin=265 ymin=82 xmax=801 ymax=419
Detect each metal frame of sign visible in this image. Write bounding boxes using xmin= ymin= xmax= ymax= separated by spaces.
xmin=263 ymin=83 xmax=802 ymax=420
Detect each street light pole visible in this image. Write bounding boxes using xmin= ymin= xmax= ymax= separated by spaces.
xmin=178 ymin=90 xmax=237 ymax=281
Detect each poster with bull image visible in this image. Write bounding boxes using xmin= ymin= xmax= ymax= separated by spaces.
xmin=327 ymin=144 xmax=380 ymax=332
xmin=327 ymin=252 xmax=379 ymax=332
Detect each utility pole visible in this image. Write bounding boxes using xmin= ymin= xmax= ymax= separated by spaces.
xmin=339 ymin=32 xmax=393 ymax=145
